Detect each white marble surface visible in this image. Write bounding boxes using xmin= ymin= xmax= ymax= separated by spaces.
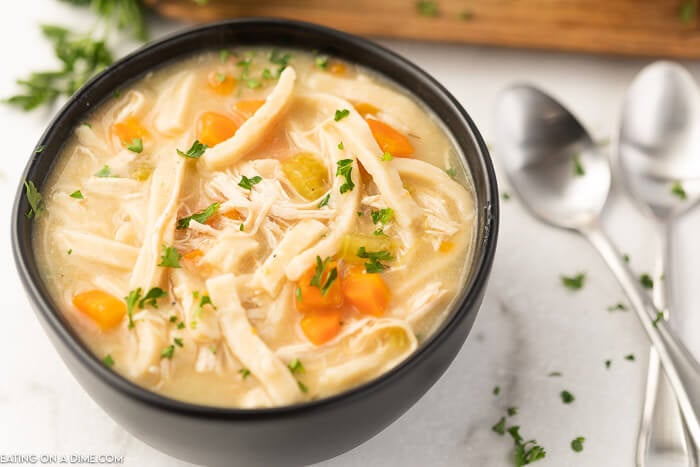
xmin=2 ymin=2 xmax=700 ymax=466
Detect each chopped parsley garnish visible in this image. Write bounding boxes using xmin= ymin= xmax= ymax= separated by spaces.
xmin=177 ymin=140 xmax=208 ymax=159
xmin=571 ymin=436 xmax=585 ymax=452
xmin=625 ymin=354 xmax=636 ymax=361
xmin=381 ymin=151 xmax=394 ymax=161
xmin=194 ymin=294 xmax=213 ymax=317
xmin=169 ymin=315 xmax=177 ymax=323
xmin=416 ymin=0 xmax=439 ymax=17
xmin=561 ymin=272 xmax=585 ymax=290
xmin=295 ymin=287 xmax=302 ymax=302
xmin=69 ymin=190 xmax=84 ymax=199
xmin=318 ymin=193 xmax=330 ymax=208
xmin=138 ymin=287 xmax=167 ymax=309
xmin=336 ymin=159 xmax=355 ymax=194
xmin=337 ymin=141 xmax=344 ymax=150
xmin=176 ymin=202 xmax=220 ymax=229
xmin=160 ymin=345 xmax=175 ymax=359
xmin=493 ymin=385 xmax=501 ymax=396
xmin=653 ymin=311 xmax=665 ymax=327
xmin=492 ymin=417 xmax=506 ymax=435
xmin=297 ymin=380 xmax=309 ymax=393
xmin=445 ymin=167 xmax=457 ymax=178
xmin=560 ymin=390 xmax=575 ymax=404
xmin=239 ymin=223 xmax=245 ymax=232
xmin=23 ymin=180 xmax=44 ymax=219
xmin=623 ymin=254 xmax=630 ymax=262
xmin=502 ymin=191 xmax=511 ymax=201
xmin=607 ymin=302 xmax=627 ymax=312
xmin=573 ymin=154 xmax=585 ymax=176
xmin=310 ymin=256 xmax=338 ymax=296
xmin=548 ymin=371 xmax=562 ymax=377
xmin=158 ymin=245 xmax=182 ymax=268
xmin=507 ymin=407 xmax=518 ymax=416
xmin=102 ymin=354 xmax=115 ymax=367
xmin=288 ymin=358 xmax=305 ymax=374
xmin=671 ymin=180 xmax=687 ymax=200
xmin=173 ymin=337 xmax=184 ymax=348
xmin=357 ymin=247 xmax=394 ymax=273
xmin=209 ymin=345 xmax=217 ymax=354
xmin=371 ymin=208 xmax=394 ymax=225
xmin=605 ymin=359 xmax=612 ymax=369
xmin=94 ymin=165 xmax=112 ymax=177
xmin=124 ymin=288 xmax=141 ymax=329
xmin=239 ymin=175 xmax=263 ymax=190
xmin=239 ymin=368 xmax=251 ymax=379
xmin=177 ymin=322 xmax=185 ymax=330
xmin=126 ymin=137 xmax=143 ymax=153
xmin=315 ymin=55 xmax=329 ymax=69
xmin=640 ymin=273 xmax=654 ymax=289
xmin=67 ymin=249 xmax=72 ymax=255
xmin=334 ymin=109 xmax=350 ymax=121
xmin=269 ymin=49 xmax=291 ymax=66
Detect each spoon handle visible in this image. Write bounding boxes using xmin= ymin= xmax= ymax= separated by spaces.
xmin=637 ymin=222 xmax=696 ymax=467
xmin=581 ymin=220 xmax=700 ymax=449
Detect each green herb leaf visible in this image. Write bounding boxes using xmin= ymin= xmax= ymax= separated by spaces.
xmin=338 ymin=141 xmax=344 ymax=150
xmin=102 ymin=354 xmax=115 ymax=367
xmin=445 ymin=167 xmax=457 ymax=178
xmin=288 ymin=358 xmax=305 ymax=374
xmin=239 ymin=368 xmax=251 ymax=379
xmin=336 ymin=159 xmax=355 ymax=194
xmin=371 ymin=208 xmax=394 ymax=225
xmin=640 ymin=273 xmax=654 ymax=289
xmin=173 ymin=337 xmax=184 ymax=348
xmin=309 ymin=256 xmax=338 ymax=296
xmin=126 ymin=137 xmax=143 ymax=153
xmin=177 ymin=140 xmax=208 ymax=159
xmin=561 ymin=272 xmax=585 ymax=290
xmin=501 ymin=191 xmax=511 ymax=201
xmin=605 ymin=359 xmax=612 ymax=369
xmin=295 ymin=287 xmax=302 ymax=302
xmin=357 ymin=247 xmax=394 ymax=273
xmin=160 ymin=345 xmax=175 ymax=359
xmin=69 ymin=190 xmax=84 ymax=199
xmin=23 ymin=180 xmax=45 ymax=219
xmin=514 ymin=439 xmax=547 ymax=466
xmin=158 ymin=245 xmax=182 ymax=268
xmin=315 ymin=55 xmax=329 ymax=69
xmin=124 ymin=288 xmax=142 ymax=329
xmin=239 ymin=175 xmax=263 ymax=190
xmin=652 ymin=311 xmax=665 ymax=327
xmin=416 ymin=0 xmax=439 ymax=17
xmin=507 ymin=407 xmax=518 ymax=416
xmin=176 ymin=202 xmax=220 ymax=229
xmin=381 ymin=151 xmax=393 ymax=161
xmin=138 ymin=287 xmax=167 ymax=309
xmin=318 ymin=193 xmax=331 ymax=208
xmin=561 ymin=390 xmax=575 ymax=404
xmin=571 ymin=436 xmax=585 ymax=453
xmin=35 ymin=145 xmax=45 ymax=154
xmin=297 ymin=380 xmax=309 ymax=393
xmin=94 ymin=165 xmax=112 ymax=177
xmin=177 ymin=322 xmax=185 ymax=330
xmin=573 ymin=154 xmax=585 ymax=176
xmin=607 ymin=302 xmax=627 ymax=312
xmin=493 ymin=385 xmax=501 ymax=396
xmin=671 ymin=180 xmax=687 ymax=200
xmin=548 ymin=371 xmax=562 ymax=377
xmin=492 ymin=417 xmax=506 ymax=435
xmin=334 ymin=109 xmax=350 ymax=121
xmin=625 ymin=353 xmax=636 ymax=361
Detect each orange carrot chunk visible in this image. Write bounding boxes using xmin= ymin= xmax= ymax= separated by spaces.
xmin=353 ymin=102 xmax=380 ymax=118
xmin=234 ymin=99 xmax=265 ymax=118
xmin=111 ymin=117 xmax=149 ymax=145
xmin=207 ymin=71 xmax=236 ymax=95
xmin=197 ymin=112 xmax=239 ymax=147
xmin=182 ymin=249 xmax=204 ymax=261
xmin=295 ymin=260 xmax=343 ymax=313
xmin=328 ymin=62 xmax=346 ymax=75
xmin=301 ymin=309 xmax=342 ymax=345
xmin=342 ymin=271 xmax=391 ymax=317
xmin=73 ymin=290 xmax=126 ymax=330
xmin=366 ymin=118 xmax=414 ymax=157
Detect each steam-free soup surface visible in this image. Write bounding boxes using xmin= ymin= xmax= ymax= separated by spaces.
xmin=34 ymin=48 xmax=475 ymax=408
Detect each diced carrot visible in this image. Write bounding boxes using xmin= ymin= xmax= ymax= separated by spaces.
xmin=111 ymin=117 xmax=149 ymax=145
xmin=197 ymin=112 xmax=239 ymax=147
xmin=221 ymin=209 xmax=241 ymax=220
xmin=329 ymin=62 xmax=346 ymax=75
xmin=207 ymin=71 xmax=236 ymax=95
xmin=366 ymin=118 xmax=414 ymax=157
xmin=234 ymin=99 xmax=265 ymax=118
xmin=301 ymin=309 xmax=342 ymax=345
xmin=438 ymin=240 xmax=455 ymax=253
xmin=183 ymin=249 xmax=204 ymax=261
xmin=295 ymin=261 xmax=343 ymax=313
xmin=73 ymin=290 xmax=126 ymax=330
xmin=354 ymin=102 xmax=380 ymax=118
xmin=342 ymin=270 xmax=391 ymax=317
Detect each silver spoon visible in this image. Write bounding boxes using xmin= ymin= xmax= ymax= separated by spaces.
xmin=619 ymin=61 xmax=700 ymax=467
xmin=495 ymin=84 xmax=700 ymax=451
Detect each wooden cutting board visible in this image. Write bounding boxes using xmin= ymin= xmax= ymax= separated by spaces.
xmin=144 ymin=0 xmax=700 ymax=59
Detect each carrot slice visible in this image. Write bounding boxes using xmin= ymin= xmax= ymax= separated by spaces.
xmin=366 ymin=118 xmax=414 ymax=157
xmin=342 ymin=270 xmax=391 ymax=317
xmin=182 ymin=249 xmax=204 ymax=261
xmin=301 ymin=309 xmax=342 ymax=345
xmin=234 ymin=99 xmax=266 ymax=118
xmin=329 ymin=62 xmax=346 ymax=75
xmin=207 ymin=71 xmax=236 ymax=95
xmin=438 ymin=241 xmax=455 ymax=253
xmin=197 ymin=112 xmax=239 ymax=147
xmin=354 ymin=102 xmax=380 ymax=118
xmin=295 ymin=260 xmax=343 ymax=313
xmin=111 ymin=117 xmax=149 ymax=145
xmin=73 ymin=290 xmax=126 ymax=330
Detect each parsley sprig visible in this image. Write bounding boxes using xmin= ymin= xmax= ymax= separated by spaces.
xmin=336 ymin=159 xmax=355 ymax=194
xmin=176 ymin=202 xmax=220 ymax=229
xmin=357 ymin=247 xmax=394 ymax=273
xmin=310 ymin=256 xmax=338 ymax=296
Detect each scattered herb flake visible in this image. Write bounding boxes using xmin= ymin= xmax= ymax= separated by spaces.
xmin=315 ymin=55 xmax=329 ymax=69
xmin=102 ymin=354 xmax=115 ymax=367
xmin=653 ymin=311 xmax=665 ymax=327
xmin=297 ymin=380 xmax=309 ymax=393
xmin=239 ymin=368 xmax=251 ymax=379
xmin=625 ymin=354 xmax=636 ymax=361
xmin=573 ymin=154 xmax=585 ymax=176
xmin=671 ymin=180 xmax=687 ymax=200
xmin=177 ymin=322 xmax=185 ymax=330
xmin=295 ymin=287 xmax=302 ymax=302
xmin=160 ymin=345 xmax=175 ymax=359
xmin=605 ymin=359 xmax=612 ymax=369
xmin=318 ymin=193 xmax=330 ymax=208
xmin=338 ymin=141 xmax=344 ymax=150
xmin=158 ymin=245 xmax=182 ymax=268
xmin=176 ymin=202 xmax=220 ymax=229
xmin=607 ymin=302 xmax=627 ymax=312
xmin=23 ymin=180 xmax=45 ymax=219
xmin=507 ymin=407 xmax=518 ymax=416
xmin=94 ymin=165 xmax=112 ymax=178
xmin=177 ymin=140 xmax=208 ymax=159
xmin=371 ymin=208 xmax=394 ymax=225
xmin=124 ymin=288 xmax=141 ymax=329
xmin=623 ymin=254 xmax=630 ymax=263
xmin=239 ymin=175 xmax=263 ymax=190
xmin=35 ymin=145 xmax=45 ymax=154
xmin=561 ymin=272 xmax=585 ymax=290
xmin=69 ymin=190 xmax=84 ymax=199
xmin=173 ymin=337 xmax=184 ymax=348
xmin=548 ymin=371 xmax=562 ymax=377
xmin=561 ymin=390 xmax=575 ymax=404
xmin=334 ymin=109 xmax=350 ymax=121
xmin=288 ymin=358 xmax=305 ymax=374
xmin=493 ymin=385 xmax=501 ymax=396
xmin=640 ymin=274 xmax=654 ymax=289
xmin=138 ymin=287 xmax=167 ymax=309
xmin=126 ymin=137 xmax=143 ymax=153
xmin=445 ymin=167 xmax=457 ymax=178
xmin=492 ymin=417 xmax=506 ymax=435
xmin=381 ymin=151 xmax=394 ymax=161
xmin=67 ymin=249 xmax=72 ymax=255
xmin=336 ymin=159 xmax=355 ymax=194
xmin=357 ymin=247 xmax=394 ymax=273
xmin=571 ymin=436 xmax=585 ymax=453
xmin=502 ymin=192 xmax=511 ymax=201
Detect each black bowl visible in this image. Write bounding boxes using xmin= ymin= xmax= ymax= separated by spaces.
xmin=11 ymin=18 xmax=498 ymax=467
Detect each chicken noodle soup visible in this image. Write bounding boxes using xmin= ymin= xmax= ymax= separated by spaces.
xmin=34 ymin=48 xmax=476 ymax=408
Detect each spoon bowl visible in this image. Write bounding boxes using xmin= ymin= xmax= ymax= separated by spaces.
xmin=495 ymin=85 xmax=610 ymax=229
